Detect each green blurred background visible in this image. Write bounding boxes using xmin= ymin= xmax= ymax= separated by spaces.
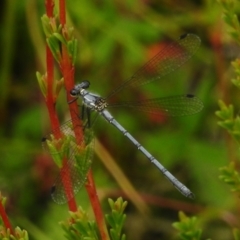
xmin=0 ymin=0 xmax=239 ymax=239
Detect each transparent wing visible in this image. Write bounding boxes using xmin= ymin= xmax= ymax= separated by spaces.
xmin=108 ymin=94 xmax=203 ymax=117
xmin=42 ymin=119 xmax=94 ymax=204
xmin=106 ymin=33 xmax=201 ymax=100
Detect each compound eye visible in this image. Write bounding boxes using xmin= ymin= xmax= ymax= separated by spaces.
xmin=70 ymin=89 xmax=78 ymax=96
xmin=82 ymin=80 xmax=90 ymax=89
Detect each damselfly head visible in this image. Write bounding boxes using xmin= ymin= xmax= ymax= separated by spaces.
xmin=70 ymin=80 xmax=90 ymax=97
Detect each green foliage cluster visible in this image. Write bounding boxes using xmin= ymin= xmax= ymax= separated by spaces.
xmin=105 ymin=198 xmax=127 ymax=240
xmin=173 ymin=211 xmax=240 ymax=240
xmin=0 ymin=194 xmax=28 ymax=240
xmin=216 ymin=0 xmax=240 ymax=197
xmin=0 ymin=226 xmax=29 ymax=240
xmin=61 ymin=198 xmax=127 ymax=240
xmin=61 ymin=207 xmax=99 ymax=240
xmin=218 ymin=0 xmax=240 ymax=43
xmin=173 ymin=212 xmax=205 ymax=240
xmin=0 ymin=197 xmax=126 ymax=240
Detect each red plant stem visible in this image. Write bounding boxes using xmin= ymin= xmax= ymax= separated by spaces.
xmin=59 ymin=0 xmax=66 ymax=26
xmin=0 ymin=201 xmax=14 ymax=235
xmin=45 ymin=46 xmax=59 ymax=129
xmin=85 ymin=170 xmax=110 ymax=240
xmin=45 ymin=0 xmax=54 ymax=16
xmin=58 ymin=0 xmax=65 ymax=32
xmin=45 ymin=0 xmax=77 ymax=212
xmin=58 ymin=0 xmax=81 ymax=134
xmin=58 ymin=1 xmax=110 ymax=238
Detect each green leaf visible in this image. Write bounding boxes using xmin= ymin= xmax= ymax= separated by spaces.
xmin=217 ymin=119 xmax=234 ymax=130
xmin=36 ymin=71 xmax=47 ymax=98
xmin=67 ymin=39 xmax=78 ymax=64
xmin=53 ymin=32 xmax=67 ymax=45
xmin=55 ymin=78 xmax=64 ymax=98
xmin=216 ymin=100 xmax=234 ymax=120
xmin=47 ymin=36 xmax=62 ymax=63
xmin=41 ymin=14 xmax=53 ymax=37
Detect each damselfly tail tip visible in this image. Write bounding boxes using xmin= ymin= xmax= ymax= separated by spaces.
xmin=188 ymin=192 xmax=195 ymax=199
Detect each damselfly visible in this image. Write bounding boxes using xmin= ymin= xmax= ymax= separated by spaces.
xmin=43 ymin=33 xmax=203 ymax=204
